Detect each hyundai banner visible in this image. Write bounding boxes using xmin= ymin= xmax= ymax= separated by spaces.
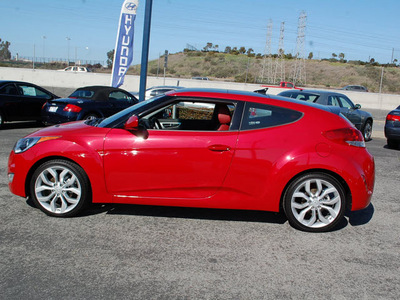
xmin=111 ymin=0 xmax=139 ymax=87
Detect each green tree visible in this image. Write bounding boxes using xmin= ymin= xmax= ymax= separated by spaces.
xmin=308 ymin=52 xmax=314 ymax=60
xmin=0 ymin=38 xmax=11 ymax=60
xmin=246 ymin=48 xmax=254 ymax=57
xmin=203 ymin=42 xmax=213 ymax=52
xmin=107 ymin=49 xmax=115 ymax=68
xmin=224 ymin=46 xmax=232 ymax=53
xmin=239 ymin=46 xmax=246 ymax=54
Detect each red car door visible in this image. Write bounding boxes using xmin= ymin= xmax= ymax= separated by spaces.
xmin=103 ymin=128 xmax=238 ymax=199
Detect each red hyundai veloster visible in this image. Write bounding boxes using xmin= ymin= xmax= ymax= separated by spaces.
xmin=8 ymin=89 xmax=375 ymax=232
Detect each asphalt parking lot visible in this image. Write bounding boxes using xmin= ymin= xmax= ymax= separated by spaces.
xmin=0 ymin=115 xmax=399 ymax=299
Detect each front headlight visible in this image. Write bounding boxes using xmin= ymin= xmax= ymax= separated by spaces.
xmin=14 ymin=137 xmax=41 ymax=153
xmin=14 ymin=136 xmax=60 ymax=153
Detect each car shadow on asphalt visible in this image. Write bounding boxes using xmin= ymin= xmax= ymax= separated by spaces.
xmin=85 ymin=203 xmax=288 ymax=225
xmin=25 ymin=198 xmax=373 ymax=229
xmin=345 ymin=203 xmax=375 ymax=226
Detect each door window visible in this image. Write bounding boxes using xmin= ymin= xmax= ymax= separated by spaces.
xmin=0 ymin=84 xmax=18 ymax=95
xmin=109 ymin=91 xmax=133 ymax=102
xmin=143 ymin=101 xmax=235 ymax=131
xmin=327 ymin=96 xmax=340 ymax=106
xmin=338 ymin=96 xmax=354 ymax=109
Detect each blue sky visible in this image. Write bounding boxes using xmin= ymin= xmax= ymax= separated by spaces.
xmin=1 ymin=0 xmax=399 ymax=65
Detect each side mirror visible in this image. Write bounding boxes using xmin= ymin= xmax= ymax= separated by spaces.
xmin=124 ymin=115 xmax=139 ymax=131
xmin=354 ymin=104 xmax=361 ymax=109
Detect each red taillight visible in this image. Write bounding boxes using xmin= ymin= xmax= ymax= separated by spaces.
xmin=386 ymin=114 xmax=400 ymax=122
xmin=63 ymin=104 xmax=82 ymax=113
xmin=41 ymin=102 xmax=47 ymax=109
xmin=323 ymin=128 xmax=365 ymax=148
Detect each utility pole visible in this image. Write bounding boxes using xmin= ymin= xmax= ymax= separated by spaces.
xmin=66 ymin=37 xmax=71 ymax=65
xmin=260 ymin=19 xmax=273 ymax=84
xmin=139 ymin=0 xmax=153 ymax=102
xmin=292 ymin=11 xmax=307 ymax=85
xmin=163 ymin=50 xmax=168 ymax=85
xmin=274 ymin=22 xmax=285 ymax=83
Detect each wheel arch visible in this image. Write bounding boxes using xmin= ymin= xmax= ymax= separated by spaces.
xmin=279 ymin=168 xmax=352 ymax=213
xmin=79 ymin=110 xmax=104 ymax=120
xmin=24 ymin=155 xmax=93 ymax=199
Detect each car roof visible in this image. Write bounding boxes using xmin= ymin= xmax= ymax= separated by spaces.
xmin=0 ymin=80 xmax=35 ymax=85
xmin=148 ymin=86 xmax=183 ymax=89
xmin=166 ymin=88 xmax=342 ymax=115
xmin=280 ymin=89 xmax=347 ymax=97
xmin=69 ymin=86 xmax=134 ymax=101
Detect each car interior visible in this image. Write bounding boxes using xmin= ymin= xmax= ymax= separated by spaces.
xmin=140 ymin=101 xmax=235 ymax=131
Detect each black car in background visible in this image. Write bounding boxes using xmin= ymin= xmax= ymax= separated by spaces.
xmin=385 ymin=105 xmax=400 ymax=149
xmin=342 ymin=85 xmax=368 ymax=92
xmin=278 ymin=90 xmax=374 ymax=141
xmin=42 ymin=86 xmax=138 ymax=125
xmin=0 ymin=80 xmax=59 ymax=128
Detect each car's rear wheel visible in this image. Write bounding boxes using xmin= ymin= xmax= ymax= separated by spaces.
xmin=29 ymin=159 xmax=91 ymax=217
xmin=362 ymin=120 xmax=372 ymax=141
xmin=283 ymin=173 xmax=346 ymax=232
xmin=387 ymin=139 xmax=399 ymax=149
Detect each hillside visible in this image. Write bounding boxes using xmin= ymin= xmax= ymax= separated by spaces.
xmin=127 ymin=51 xmax=400 ymax=94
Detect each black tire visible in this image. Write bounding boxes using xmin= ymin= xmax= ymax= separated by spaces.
xmin=362 ymin=120 xmax=372 ymax=141
xmin=29 ymin=159 xmax=91 ymax=217
xmin=283 ymin=173 xmax=346 ymax=232
xmin=387 ymin=139 xmax=398 ymax=149
xmin=0 ymin=111 xmax=4 ymax=129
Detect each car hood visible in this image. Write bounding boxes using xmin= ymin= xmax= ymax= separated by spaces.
xmin=27 ymin=120 xmax=111 ymax=138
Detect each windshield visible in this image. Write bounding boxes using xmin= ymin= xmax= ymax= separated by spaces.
xmin=97 ymin=95 xmax=166 ymax=128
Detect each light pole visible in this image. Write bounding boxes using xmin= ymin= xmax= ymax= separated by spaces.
xmin=42 ymin=36 xmax=46 ymax=62
xmin=66 ymin=37 xmax=71 ymax=65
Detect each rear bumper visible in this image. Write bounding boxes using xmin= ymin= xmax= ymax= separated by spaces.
xmin=349 ymin=151 xmax=375 ymax=211
xmin=41 ymin=113 xmax=78 ymax=125
xmin=385 ymin=125 xmax=400 ymax=140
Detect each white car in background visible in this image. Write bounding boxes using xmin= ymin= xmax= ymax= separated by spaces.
xmin=132 ymin=86 xmax=185 ymax=100
xmin=59 ymin=66 xmax=90 ymax=72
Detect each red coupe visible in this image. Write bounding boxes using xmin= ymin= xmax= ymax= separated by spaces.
xmin=8 ymin=89 xmax=375 ymax=232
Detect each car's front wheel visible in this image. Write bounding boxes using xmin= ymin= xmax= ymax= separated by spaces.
xmin=283 ymin=173 xmax=346 ymax=232
xmin=362 ymin=120 xmax=372 ymax=141
xmin=29 ymin=159 xmax=91 ymax=217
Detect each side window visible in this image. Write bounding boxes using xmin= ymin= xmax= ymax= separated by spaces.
xmin=241 ymin=102 xmax=302 ymax=130
xmin=0 ymin=84 xmax=19 ymax=95
xmin=286 ymin=82 xmax=294 ymax=88
xmin=109 ymin=91 xmax=132 ymax=101
xmin=143 ymin=101 xmax=235 ymax=131
xmin=17 ymin=85 xmax=51 ymax=99
xmin=338 ymin=96 xmax=354 ymax=109
xmin=327 ymin=96 xmax=340 ymax=106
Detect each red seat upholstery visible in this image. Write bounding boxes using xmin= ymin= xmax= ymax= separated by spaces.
xmin=217 ymin=104 xmax=231 ymax=131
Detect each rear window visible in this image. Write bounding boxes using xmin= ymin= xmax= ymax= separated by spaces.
xmin=69 ymin=90 xmax=95 ymax=99
xmin=241 ymin=102 xmax=303 ymax=130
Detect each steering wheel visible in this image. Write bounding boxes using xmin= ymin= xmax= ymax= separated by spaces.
xmin=150 ymin=117 xmax=162 ymax=129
